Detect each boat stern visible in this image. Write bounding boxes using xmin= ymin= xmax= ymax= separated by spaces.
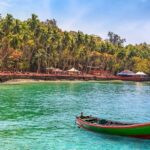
xmin=76 ymin=116 xmax=82 ymax=128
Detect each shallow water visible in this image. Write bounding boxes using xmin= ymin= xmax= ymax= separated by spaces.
xmin=0 ymin=81 xmax=150 ymax=150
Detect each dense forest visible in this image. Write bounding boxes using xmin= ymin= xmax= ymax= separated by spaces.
xmin=0 ymin=14 xmax=150 ymax=74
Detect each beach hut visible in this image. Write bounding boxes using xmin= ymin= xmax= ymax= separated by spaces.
xmin=117 ymin=70 xmax=136 ymax=77
xmin=136 ymin=72 xmax=147 ymax=77
xmin=67 ymin=68 xmax=80 ymax=75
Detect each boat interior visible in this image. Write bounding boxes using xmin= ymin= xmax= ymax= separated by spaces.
xmin=80 ymin=116 xmax=134 ymax=126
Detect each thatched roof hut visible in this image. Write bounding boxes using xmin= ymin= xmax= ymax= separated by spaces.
xmin=67 ymin=68 xmax=80 ymax=75
xmin=136 ymin=72 xmax=147 ymax=76
xmin=117 ymin=70 xmax=136 ymax=76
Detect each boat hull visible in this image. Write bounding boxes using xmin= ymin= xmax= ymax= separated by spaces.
xmin=76 ymin=117 xmax=150 ymax=139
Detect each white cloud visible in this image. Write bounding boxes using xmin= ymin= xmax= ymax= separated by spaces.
xmin=0 ymin=1 xmax=9 ymax=7
xmin=0 ymin=0 xmax=10 ymax=9
xmin=0 ymin=0 xmax=53 ymax=21
xmin=0 ymin=0 xmax=11 ymax=14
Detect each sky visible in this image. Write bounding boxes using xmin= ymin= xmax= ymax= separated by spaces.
xmin=0 ymin=0 xmax=150 ymax=44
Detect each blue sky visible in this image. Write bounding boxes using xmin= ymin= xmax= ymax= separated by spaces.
xmin=0 ymin=0 xmax=150 ymax=44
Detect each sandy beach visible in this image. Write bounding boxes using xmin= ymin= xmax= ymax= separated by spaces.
xmin=1 ymin=79 xmax=89 ymax=84
xmin=1 ymin=79 xmax=125 ymax=85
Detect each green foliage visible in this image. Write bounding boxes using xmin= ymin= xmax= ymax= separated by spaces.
xmin=0 ymin=14 xmax=149 ymax=74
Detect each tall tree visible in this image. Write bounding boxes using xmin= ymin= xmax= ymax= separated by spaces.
xmin=108 ymin=32 xmax=126 ymax=47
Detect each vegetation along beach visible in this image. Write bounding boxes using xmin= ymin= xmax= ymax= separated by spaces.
xmin=0 ymin=14 xmax=149 ymax=76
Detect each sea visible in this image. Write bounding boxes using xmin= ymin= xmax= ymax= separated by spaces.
xmin=0 ymin=81 xmax=150 ymax=150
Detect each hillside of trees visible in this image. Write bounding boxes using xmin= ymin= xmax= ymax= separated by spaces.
xmin=0 ymin=14 xmax=150 ymax=74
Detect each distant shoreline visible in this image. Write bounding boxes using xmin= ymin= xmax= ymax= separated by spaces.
xmin=0 ymin=72 xmax=117 ymax=83
xmin=0 ymin=72 xmax=150 ymax=83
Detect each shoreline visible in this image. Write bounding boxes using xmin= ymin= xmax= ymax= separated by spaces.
xmin=0 ymin=73 xmax=150 ymax=83
xmin=1 ymin=79 xmax=150 ymax=85
xmin=0 ymin=73 xmax=117 ymax=83
xmin=2 ymin=79 xmax=124 ymax=85
xmin=2 ymin=79 xmax=87 ymax=84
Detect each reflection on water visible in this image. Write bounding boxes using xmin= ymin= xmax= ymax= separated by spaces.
xmin=0 ymin=81 xmax=150 ymax=150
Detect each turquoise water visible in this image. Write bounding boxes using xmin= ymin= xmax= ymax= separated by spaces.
xmin=0 ymin=81 xmax=150 ymax=150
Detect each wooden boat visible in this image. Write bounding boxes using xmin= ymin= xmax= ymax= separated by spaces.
xmin=76 ymin=114 xmax=150 ymax=139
